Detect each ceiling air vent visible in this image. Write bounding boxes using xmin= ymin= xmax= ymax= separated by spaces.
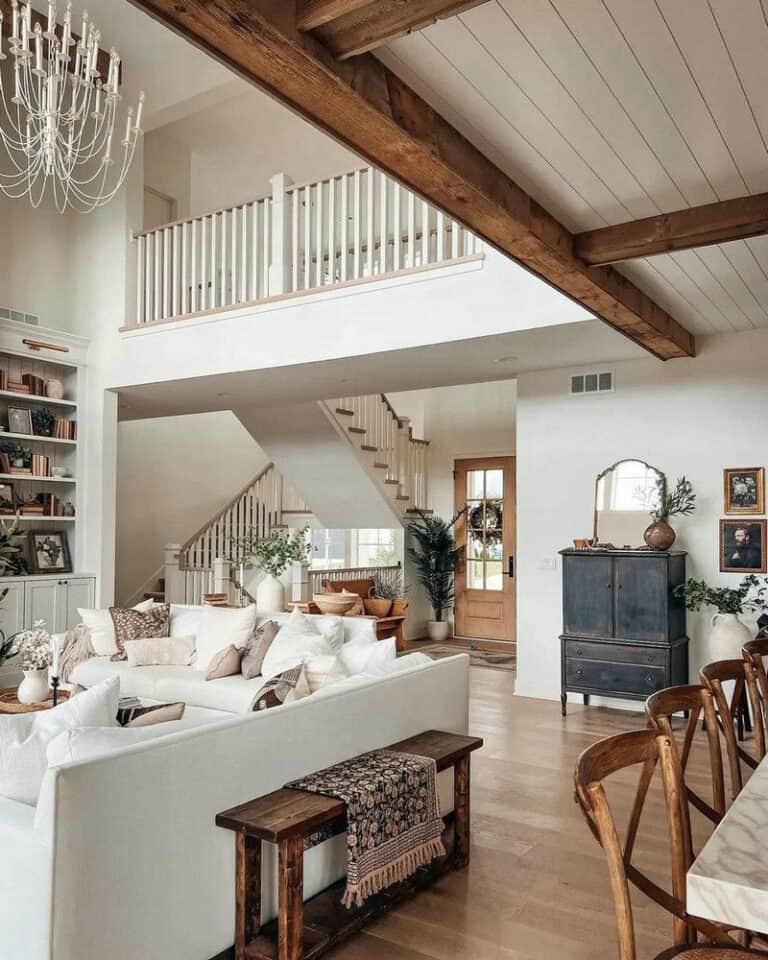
xmin=570 ymin=370 xmax=614 ymax=396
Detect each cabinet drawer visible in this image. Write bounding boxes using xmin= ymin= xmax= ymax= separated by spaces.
xmin=565 ymin=658 xmax=666 ymax=696
xmin=564 ymin=640 xmax=665 ymax=667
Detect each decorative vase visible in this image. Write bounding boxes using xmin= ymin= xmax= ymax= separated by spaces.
xmin=390 ymin=597 xmax=408 ymax=618
xmin=18 ymin=668 xmax=50 ymax=704
xmin=709 ymin=613 xmax=753 ymax=662
xmin=426 ymin=620 xmax=450 ymax=642
xmin=644 ymin=519 xmax=676 ymax=550
xmin=363 ymin=597 xmax=393 ymax=618
xmin=45 ymin=379 xmax=64 ymax=400
xmin=255 ymin=573 xmax=285 ymax=613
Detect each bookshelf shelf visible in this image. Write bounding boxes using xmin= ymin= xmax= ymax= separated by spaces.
xmin=1 ymin=515 xmax=75 ymax=522
xmin=0 ymin=389 xmax=76 ymax=408
xmin=0 ymin=474 xmax=75 ymax=483
xmin=0 ymin=431 xmax=76 ymax=446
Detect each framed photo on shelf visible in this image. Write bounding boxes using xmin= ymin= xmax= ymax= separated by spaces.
xmin=7 ymin=407 xmax=32 ymax=436
xmin=723 ymin=468 xmax=765 ymax=515
xmin=0 ymin=482 xmax=14 ymax=514
xmin=27 ymin=530 xmax=72 ymax=575
xmin=720 ymin=519 xmax=767 ymax=574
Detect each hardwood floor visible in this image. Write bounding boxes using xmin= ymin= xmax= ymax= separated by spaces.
xmin=328 ymin=666 xmax=722 ymax=960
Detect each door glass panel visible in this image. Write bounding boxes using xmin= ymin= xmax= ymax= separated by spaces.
xmin=467 ymin=561 xmax=485 ymax=589
xmin=485 ymin=469 xmax=503 ymax=498
xmin=463 ymin=466 xmax=506 ymax=592
xmin=467 ymin=471 xmax=485 ymax=499
xmin=485 ymin=561 xmax=503 ymax=591
xmin=468 ymin=533 xmax=486 ymax=560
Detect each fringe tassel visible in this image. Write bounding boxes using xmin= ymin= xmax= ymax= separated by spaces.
xmin=341 ymin=836 xmax=446 ymax=909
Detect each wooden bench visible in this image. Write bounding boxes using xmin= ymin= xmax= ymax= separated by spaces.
xmin=214 ymin=730 xmax=483 ymax=960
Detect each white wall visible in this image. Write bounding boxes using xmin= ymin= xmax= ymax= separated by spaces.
xmin=144 ymin=132 xmax=192 ymax=221
xmin=515 ymin=328 xmax=768 ymax=706
xmin=116 ymin=411 xmax=268 ymax=604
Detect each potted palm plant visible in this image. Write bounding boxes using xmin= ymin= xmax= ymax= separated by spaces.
xmin=407 ymin=509 xmax=465 ymax=642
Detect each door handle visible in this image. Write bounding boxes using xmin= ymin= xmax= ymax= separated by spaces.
xmin=507 ymin=555 xmax=514 ymax=577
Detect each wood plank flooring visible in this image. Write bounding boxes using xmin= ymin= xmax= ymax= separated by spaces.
xmin=326 ymin=666 xmax=722 ymax=960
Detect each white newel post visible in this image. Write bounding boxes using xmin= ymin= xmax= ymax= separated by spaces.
xmin=269 ymin=172 xmax=294 ymax=295
xmin=213 ymin=557 xmax=232 ymax=604
xmin=164 ymin=544 xmax=186 ymax=604
xmin=397 ymin=417 xmax=411 ymax=496
xmin=291 ymin=560 xmax=310 ymax=602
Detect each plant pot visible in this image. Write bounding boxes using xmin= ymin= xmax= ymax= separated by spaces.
xmin=643 ymin=519 xmax=676 ymax=551
xmin=18 ymin=668 xmax=50 ymax=704
xmin=426 ymin=620 xmax=451 ymax=642
xmin=363 ymin=597 xmax=393 ymax=618
xmin=709 ymin=613 xmax=753 ymax=662
xmin=255 ymin=574 xmax=285 ymax=613
xmin=390 ymin=597 xmax=408 ymax=618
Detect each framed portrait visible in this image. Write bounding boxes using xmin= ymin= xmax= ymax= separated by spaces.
xmin=28 ymin=530 xmax=72 ymax=574
xmin=0 ymin=481 xmax=15 ymax=515
xmin=723 ymin=468 xmax=765 ymax=515
xmin=720 ymin=519 xmax=767 ymax=574
xmin=7 ymin=407 xmax=32 ymax=436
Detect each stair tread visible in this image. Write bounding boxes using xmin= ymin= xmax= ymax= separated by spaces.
xmin=374 ymin=462 xmax=389 ymax=469
xmin=335 ymin=408 xmax=354 ymax=416
xmin=348 ymin=426 xmax=366 ymax=434
xmin=360 ymin=444 xmax=378 ymax=452
xmin=144 ymin=591 xmax=165 ymax=600
xmin=395 ymin=495 xmax=410 ymax=500
xmin=384 ymin=479 xmax=400 ymax=485
xmin=405 ymin=508 xmax=433 ymax=514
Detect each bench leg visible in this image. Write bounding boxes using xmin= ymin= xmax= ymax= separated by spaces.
xmin=278 ymin=836 xmax=304 ymax=960
xmin=235 ymin=832 xmax=261 ymax=960
xmin=454 ymin=754 xmax=471 ymax=869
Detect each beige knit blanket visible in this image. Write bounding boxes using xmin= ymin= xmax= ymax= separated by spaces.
xmin=58 ymin=624 xmax=94 ymax=682
xmin=288 ymin=749 xmax=446 ymax=908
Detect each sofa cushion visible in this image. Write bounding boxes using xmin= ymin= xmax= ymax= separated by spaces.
xmin=340 ymin=637 xmax=397 ymax=676
xmin=253 ymin=665 xmax=311 ymax=711
xmin=260 ymin=610 xmax=335 ymax=680
xmin=125 ymin=635 xmax=195 ymax=667
xmin=0 ymin=677 xmax=120 ymax=805
xmin=169 ymin=604 xmax=204 ymax=640
xmin=119 ymin=702 xmax=186 ymax=727
xmin=304 ymin=654 xmax=348 ymax=693
xmin=241 ymin=620 xmax=279 ymax=680
xmin=79 ymin=599 xmax=154 ymax=656
xmin=110 ymin=605 xmax=170 ymax=661
xmin=194 ymin=605 xmax=257 ymax=668
xmin=206 ymin=644 xmax=243 ymax=680
xmin=269 ymin=609 xmax=345 ymax=651
xmin=47 ymin=724 xmax=180 ymax=767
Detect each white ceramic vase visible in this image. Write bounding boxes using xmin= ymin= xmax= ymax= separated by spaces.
xmin=709 ymin=613 xmax=753 ymax=662
xmin=256 ymin=573 xmax=285 ymax=613
xmin=17 ymin=668 xmax=50 ymax=704
xmin=426 ymin=620 xmax=451 ymax=642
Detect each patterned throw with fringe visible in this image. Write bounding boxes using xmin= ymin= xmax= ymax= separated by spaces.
xmin=287 ymin=749 xmax=446 ymax=909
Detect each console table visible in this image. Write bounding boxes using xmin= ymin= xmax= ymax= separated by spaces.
xmin=214 ymin=729 xmax=482 ymax=960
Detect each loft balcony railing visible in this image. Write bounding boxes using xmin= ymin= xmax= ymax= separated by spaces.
xmin=131 ymin=167 xmax=482 ymax=326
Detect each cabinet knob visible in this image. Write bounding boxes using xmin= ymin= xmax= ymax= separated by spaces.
xmin=647 ymin=655 xmax=655 ymax=664
xmin=605 ymin=583 xmax=612 ymax=589
xmin=646 ymin=675 xmax=654 ymax=685
xmin=576 ymin=648 xmax=583 ymax=656
xmin=575 ymin=669 xmax=583 ymax=679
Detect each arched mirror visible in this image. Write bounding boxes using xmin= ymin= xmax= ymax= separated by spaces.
xmin=593 ymin=459 xmax=666 ymax=548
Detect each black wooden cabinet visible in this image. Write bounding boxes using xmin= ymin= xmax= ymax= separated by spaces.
xmin=560 ymin=549 xmax=688 ymax=714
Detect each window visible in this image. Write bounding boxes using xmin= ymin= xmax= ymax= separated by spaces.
xmin=355 ymin=529 xmax=398 ymax=567
xmin=310 ymin=528 xmax=346 ymax=568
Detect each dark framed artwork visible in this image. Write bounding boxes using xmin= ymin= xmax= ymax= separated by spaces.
xmin=723 ymin=468 xmax=765 ymax=515
xmin=0 ymin=482 xmax=15 ymax=515
xmin=720 ymin=519 xmax=767 ymax=574
xmin=28 ymin=530 xmax=72 ymax=574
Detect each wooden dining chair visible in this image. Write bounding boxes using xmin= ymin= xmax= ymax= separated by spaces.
xmin=742 ymin=638 xmax=768 ymax=763
xmin=574 ymin=728 xmax=761 ymax=959
xmin=700 ymin=660 xmax=760 ymax=799
xmin=645 ymin=685 xmax=727 ymax=826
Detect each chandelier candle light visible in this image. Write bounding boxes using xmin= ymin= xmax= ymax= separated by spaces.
xmin=0 ymin=0 xmax=144 ymax=211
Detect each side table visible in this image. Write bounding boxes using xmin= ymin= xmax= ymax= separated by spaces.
xmin=0 ymin=687 xmax=70 ymax=714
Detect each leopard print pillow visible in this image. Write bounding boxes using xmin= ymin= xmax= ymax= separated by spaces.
xmin=109 ymin=604 xmax=170 ymax=662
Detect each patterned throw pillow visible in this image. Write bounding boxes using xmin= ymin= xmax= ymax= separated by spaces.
xmin=206 ymin=644 xmax=243 ymax=680
xmin=109 ymin=604 xmax=170 ymax=662
xmin=118 ymin=702 xmax=186 ymax=727
xmin=241 ymin=620 xmax=279 ymax=680
xmin=252 ymin=665 xmax=311 ymax=711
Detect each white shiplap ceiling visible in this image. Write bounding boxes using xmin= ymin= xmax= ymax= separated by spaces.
xmin=377 ymin=0 xmax=768 ymax=336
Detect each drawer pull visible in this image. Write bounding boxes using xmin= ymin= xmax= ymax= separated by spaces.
xmin=646 ymin=675 xmax=654 ymax=685
xmin=575 ymin=669 xmax=583 ymax=679
xmin=576 ymin=648 xmax=583 ymax=656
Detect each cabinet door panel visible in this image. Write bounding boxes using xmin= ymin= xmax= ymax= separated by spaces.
xmin=25 ymin=581 xmax=60 ymax=634
xmin=0 ymin=582 xmax=26 ymax=683
xmin=614 ymin=557 xmax=667 ymax=642
xmin=63 ymin=579 xmax=95 ymax=632
xmin=563 ymin=556 xmax=614 ymax=637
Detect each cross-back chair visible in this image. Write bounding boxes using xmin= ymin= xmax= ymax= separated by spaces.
xmin=741 ymin=638 xmax=768 ymax=763
xmin=700 ymin=660 xmax=760 ymax=796
xmin=574 ymin=728 xmax=760 ymax=960
xmin=645 ymin=685 xmax=727 ymax=826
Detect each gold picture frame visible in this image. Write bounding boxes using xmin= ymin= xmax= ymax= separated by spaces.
xmin=723 ymin=468 xmax=765 ymax=515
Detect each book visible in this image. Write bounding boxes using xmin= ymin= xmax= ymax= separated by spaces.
xmin=7 ymin=381 xmax=30 ymax=394
xmin=22 ymin=374 xmax=45 ymax=396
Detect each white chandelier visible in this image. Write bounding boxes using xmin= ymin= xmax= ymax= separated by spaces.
xmin=0 ymin=0 xmax=144 ymax=212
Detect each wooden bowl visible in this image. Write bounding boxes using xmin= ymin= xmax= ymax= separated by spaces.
xmin=312 ymin=593 xmax=359 ymax=616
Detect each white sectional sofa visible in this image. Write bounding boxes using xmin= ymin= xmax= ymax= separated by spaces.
xmin=0 ymin=604 xmax=470 ymax=960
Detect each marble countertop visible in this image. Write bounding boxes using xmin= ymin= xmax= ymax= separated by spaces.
xmin=688 ymin=755 xmax=768 ymax=934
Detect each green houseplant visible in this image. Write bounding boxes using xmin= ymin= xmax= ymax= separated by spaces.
xmin=407 ymin=508 xmax=465 ymax=642
xmin=31 ymin=407 xmax=56 ymax=437
xmin=675 ymin=574 xmax=768 ymax=660
xmin=644 ymin=475 xmax=696 ymax=550
xmin=1 ymin=441 xmax=32 ymax=470
xmin=236 ymin=526 xmax=310 ymax=613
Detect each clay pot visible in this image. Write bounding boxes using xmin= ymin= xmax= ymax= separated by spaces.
xmin=363 ymin=597 xmax=393 ymax=618
xmin=644 ymin=519 xmax=676 ymax=551
xmin=390 ymin=597 xmax=408 ymax=618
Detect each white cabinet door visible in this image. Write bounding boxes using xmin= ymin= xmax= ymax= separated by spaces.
xmin=0 ymin=581 xmax=25 ymax=640
xmin=62 ymin=578 xmax=95 ymax=632
xmin=24 ymin=579 xmax=61 ymax=634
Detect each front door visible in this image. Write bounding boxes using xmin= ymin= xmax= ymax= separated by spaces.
xmin=454 ymin=457 xmax=515 ymax=642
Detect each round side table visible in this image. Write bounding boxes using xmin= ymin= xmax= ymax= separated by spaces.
xmin=0 ymin=687 xmax=70 ymax=715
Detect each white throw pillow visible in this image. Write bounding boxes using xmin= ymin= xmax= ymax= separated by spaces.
xmin=304 ymin=654 xmax=349 ymax=693
xmin=193 ymin=604 xmax=258 ymax=669
xmin=274 ymin=608 xmax=344 ymax=652
xmin=79 ymin=599 xmax=154 ymax=656
xmin=260 ymin=616 xmax=335 ymax=681
xmin=169 ymin=604 xmax=204 ymax=640
xmin=124 ymin=635 xmax=195 ymax=667
xmin=0 ymin=676 xmax=120 ymax=805
xmin=340 ymin=637 xmax=397 ymax=676
xmin=48 ymin=724 xmax=173 ymax=767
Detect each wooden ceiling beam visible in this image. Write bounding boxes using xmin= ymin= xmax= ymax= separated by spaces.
xmin=299 ymin=0 xmax=493 ymax=60
xmin=575 ymin=193 xmax=768 ymax=266
xmin=126 ymin=0 xmax=695 ymax=361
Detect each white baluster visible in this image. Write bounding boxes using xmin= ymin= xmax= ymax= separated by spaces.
xmin=153 ymin=231 xmax=161 ymax=322
xmin=340 ymin=174 xmax=348 ymax=282
xmin=407 ymin=192 xmax=415 ymax=269
xmin=451 ymin=218 xmax=460 ymax=258
xmin=315 ymin=180 xmax=324 ymax=287
xmin=172 ymin=224 xmax=180 ymax=318
xmin=353 ymin=169 xmax=361 ymax=279
xmin=393 ymin=182 xmax=401 ymax=271
xmin=163 ymin=226 xmax=171 ymax=319
xmin=421 ymin=200 xmax=430 ymax=267
xmin=136 ymin=234 xmax=145 ymax=324
xmin=379 ymin=171 xmax=388 ymax=275
xmin=303 ymin=185 xmax=312 ymax=291
xmin=366 ymin=167 xmax=374 ymax=277
xmin=291 ymin=190 xmax=299 ymax=293
xmin=328 ymin=176 xmax=336 ymax=285
xmin=251 ymin=201 xmax=260 ymax=300
xmin=436 ymin=210 xmax=445 ymax=262
xmin=241 ymin=205 xmax=248 ymax=302
xmin=210 ymin=212 xmax=217 ymax=308
xmin=263 ymin=200 xmax=270 ymax=297
xmin=221 ymin=209 xmax=229 ymax=306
